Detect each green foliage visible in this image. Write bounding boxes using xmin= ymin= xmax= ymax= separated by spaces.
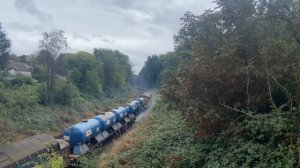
xmin=106 ymin=101 xmax=300 ymax=168
xmin=63 ymin=51 xmax=103 ymax=97
xmin=94 ymin=49 xmax=133 ymax=93
xmin=0 ymin=23 xmax=10 ymax=71
xmin=38 ymin=30 xmax=69 ymax=104
xmin=196 ymin=112 xmax=300 ymax=167
xmin=53 ymin=79 xmax=79 ymax=105
xmin=155 ymin=0 xmax=300 ymax=137
xmin=133 ymin=0 xmax=300 ymax=167
xmin=0 ymin=46 xmax=136 ymax=144
xmin=33 ymin=150 xmax=65 ymax=168
xmin=104 ymin=101 xmax=196 ymax=167
xmin=137 ymin=55 xmax=162 ymax=89
xmin=32 ymin=66 xmax=48 ymax=82
xmin=30 ymin=48 xmax=133 ymax=105
xmin=0 ymin=83 xmax=38 ymax=109
xmin=80 ymin=150 xmax=103 ymax=168
xmin=7 ymin=75 xmax=34 ymax=87
xmin=0 ymin=29 xmax=136 ymax=145
xmin=158 ymin=52 xmax=180 ymax=101
xmin=37 ymin=80 xmax=79 ymax=106
xmin=0 ymin=78 xmax=138 ymax=144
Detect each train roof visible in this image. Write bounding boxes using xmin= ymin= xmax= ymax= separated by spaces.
xmin=0 ymin=134 xmax=56 ymax=167
xmin=142 ymin=92 xmax=152 ymax=99
xmin=72 ymin=119 xmax=99 ymax=130
xmin=96 ymin=112 xmax=115 ymax=120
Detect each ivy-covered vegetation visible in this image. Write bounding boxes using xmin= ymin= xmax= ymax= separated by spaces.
xmin=136 ymin=0 xmax=300 ymax=166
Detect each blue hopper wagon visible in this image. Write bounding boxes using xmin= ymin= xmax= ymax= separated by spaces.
xmin=93 ymin=112 xmax=117 ymax=142
xmin=63 ymin=119 xmax=100 ymax=155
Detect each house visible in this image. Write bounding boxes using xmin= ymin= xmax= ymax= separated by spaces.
xmin=8 ymin=60 xmax=33 ymax=77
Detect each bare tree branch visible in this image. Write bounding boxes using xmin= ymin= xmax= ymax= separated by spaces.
xmin=219 ymin=99 xmax=255 ymax=118
xmin=264 ymin=54 xmax=280 ymax=113
xmin=270 ymin=74 xmax=293 ymax=110
xmin=246 ymin=65 xmax=250 ymax=112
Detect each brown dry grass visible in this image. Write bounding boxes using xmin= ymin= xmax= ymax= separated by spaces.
xmin=99 ymin=122 xmax=149 ymax=168
xmin=99 ymin=93 xmax=159 ymax=167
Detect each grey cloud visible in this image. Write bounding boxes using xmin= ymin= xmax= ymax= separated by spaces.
xmin=99 ymin=0 xmax=141 ymax=10
xmin=101 ymin=38 xmax=115 ymax=44
xmin=72 ymin=34 xmax=90 ymax=42
xmin=14 ymin=0 xmax=52 ymax=23
xmin=90 ymin=34 xmax=115 ymax=44
xmin=94 ymin=0 xmax=213 ymax=32
xmin=7 ymin=22 xmax=43 ymax=32
xmin=1 ymin=0 xmax=215 ymax=72
xmin=145 ymin=26 xmax=165 ymax=37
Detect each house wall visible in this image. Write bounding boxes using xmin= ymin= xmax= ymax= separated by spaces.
xmin=8 ymin=69 xmax=16 ymax=76
xmin=18 ymin=71 xmax=31 ymax=77
xmin=8 ymin=69 xmax=32 ymax=77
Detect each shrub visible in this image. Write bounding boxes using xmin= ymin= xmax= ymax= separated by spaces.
xmin=32 ymin=66 xmax=48 ymax=82
xmin=8 ymin=75 xmax=34 ymax=87
xmin=53 ymin=79 xmax=79 ymax=105
xmin=4 ymin=85 xmax=39 ymax=109
xmin=33 ymin=149 xmax=65 ymax=168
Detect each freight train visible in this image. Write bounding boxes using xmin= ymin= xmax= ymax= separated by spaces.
xmin=0 ymin=92 xmax=152 ymax=168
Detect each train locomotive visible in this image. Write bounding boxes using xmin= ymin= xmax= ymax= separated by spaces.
xmin=0 ymin=92 xmax=152 ymax=168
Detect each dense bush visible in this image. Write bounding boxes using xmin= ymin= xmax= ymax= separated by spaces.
xmin=33 ymin=149 xmax=65 ymax=168
xmin=102 ymin=101 xmax=300 ymax=167
xmin=53 ymin=79 xmax=79 ymax=105
xmin=32 ymin=66 xmax=48 ymax=82
xmin=7 ymin=75 xmax=34 ymax=87
xmin=146 ymin=0 xmax=300 ymax=138
xmin=1 ymin=84 xmax=38 ymax=109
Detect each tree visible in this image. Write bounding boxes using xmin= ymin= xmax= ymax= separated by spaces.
xmin=138 ymin=55 xmax=162 ymax=89
xmin=38 ymin=30 xmax=69 ymax=103
xmin=63 ymin=51 xmax=103 ymax=97
xmin=158 ymin=52 xmax=180 ymax=101
xmin=258 ymin=0 xmax=300 ymax=46
xmin=135 ymin=0 xmax=300 ymax=166
xmin=157 ymin=0 xmax=300 ymax=136
xmin=0 ymin=23 xmax=11 ymax=72
xmin=94 ymin=49 xmax=133 ymax=93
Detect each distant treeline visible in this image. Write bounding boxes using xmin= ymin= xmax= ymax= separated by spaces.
xmin=138 ymin=0 xmax=300 ymax=167
xmin=6 ymin=49 xmax=134 ymax=105
xmin=34 ymin=49 xmax=133 ymax=103
xmin=0 ymin=26 xmax=134 ymax=105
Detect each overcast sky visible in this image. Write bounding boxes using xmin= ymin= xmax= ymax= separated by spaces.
xmin=0 ymin=0 xmax=215 ymax=73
